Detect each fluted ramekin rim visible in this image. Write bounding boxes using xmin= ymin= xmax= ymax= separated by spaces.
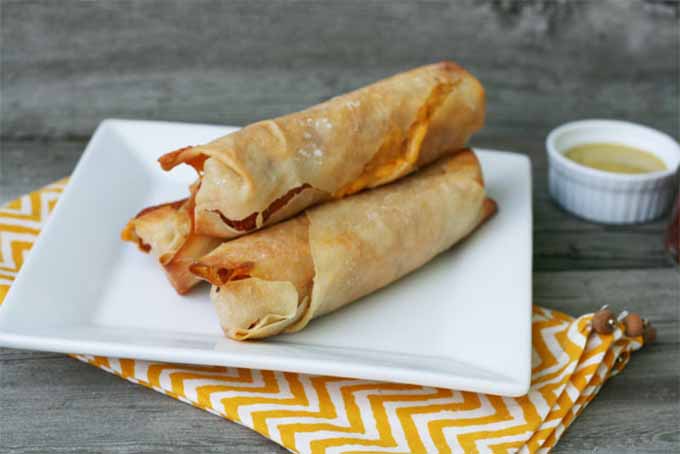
xmin=546 ymin=119 xmax=680 ymax=183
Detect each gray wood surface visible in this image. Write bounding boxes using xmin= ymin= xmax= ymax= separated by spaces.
xmin=1 ymin=1 xmax=679 ymax=453
xmin=1 ymin=0 xmax=678 ymax=140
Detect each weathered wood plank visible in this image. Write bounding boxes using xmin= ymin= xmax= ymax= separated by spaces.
xmin=0 ymin=354 xmax=288 ymax=454
xmin=534 ymin=268 xmax=680 ymax=325
xmin=554 ymin=371 xmax=679 ymax=454
xmin=0 ymin=140 xmax=79 ymax=200
xmin=1 ymin=268 xmax=678 ymax=453
xmin=0 ymin=349 xmax=62 ymax=362
xmin=1 ymin=0 xmax=677 ymax=140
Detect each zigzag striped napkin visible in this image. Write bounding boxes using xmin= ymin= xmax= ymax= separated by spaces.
xmin=1 ymin=180 xmax=645 ymax=454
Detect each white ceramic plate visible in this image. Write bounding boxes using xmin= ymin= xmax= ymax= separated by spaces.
xmin=0 ymin=120 xmax=532 ymax=396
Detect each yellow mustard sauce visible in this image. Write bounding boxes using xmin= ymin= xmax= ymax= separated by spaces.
xmin=564 ymin=143 xmax=667 ymax=174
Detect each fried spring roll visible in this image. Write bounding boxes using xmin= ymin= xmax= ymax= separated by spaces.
xmin=121 ymin=197 xmax=221 ymax=294
xmin=191 ymin=149 xmax=496 ymax=340
xmin=160 ymin=61 xmax=485 ymax=239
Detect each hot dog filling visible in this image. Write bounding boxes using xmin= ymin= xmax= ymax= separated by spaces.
xmin=190 ymin=215 xmax=315 ymax=301
xmin=210 ymin=183 xmax=313 ymax=232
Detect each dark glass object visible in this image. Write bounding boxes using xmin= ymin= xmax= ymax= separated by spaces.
xmin=667 ymin=172 xmax=680 ymax=267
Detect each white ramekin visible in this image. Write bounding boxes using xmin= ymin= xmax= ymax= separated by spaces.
xmin=546 ymin=119 xmax=680 ymax=224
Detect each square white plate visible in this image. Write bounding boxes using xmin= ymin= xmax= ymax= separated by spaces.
xmin=0 ymin=120 xmax=532 ymax=396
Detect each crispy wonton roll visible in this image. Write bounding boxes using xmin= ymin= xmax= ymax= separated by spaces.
xmin=121 ymin=197 xmax=221 ymax=294
xmin=191 ymin=149 xmax=496 ymax=340
xmin=160 ymin=61 xmax=485 ymax=239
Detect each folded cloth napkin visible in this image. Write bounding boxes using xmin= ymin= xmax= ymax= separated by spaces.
xmin=0 ymin=180 xmax=646 ymax=454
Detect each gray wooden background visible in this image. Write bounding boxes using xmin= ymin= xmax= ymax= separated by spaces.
xmin=1 ymin=1 xmax=679 ymax=453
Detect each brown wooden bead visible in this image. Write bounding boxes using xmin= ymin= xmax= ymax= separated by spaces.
xmin=623 ymin=313 xmax=645 ymax=337
xmin=592 ymin=308 xmax=616 ymax=334
xmin=644 ymin=324 xmax=657 ymax=345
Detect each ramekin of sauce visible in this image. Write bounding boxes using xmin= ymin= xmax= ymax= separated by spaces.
xmin=547 ymin=120 xmax=680 ymax=224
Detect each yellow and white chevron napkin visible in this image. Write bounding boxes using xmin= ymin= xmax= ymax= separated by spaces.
xmin=1 ymin=181 xmax=645 ymax=454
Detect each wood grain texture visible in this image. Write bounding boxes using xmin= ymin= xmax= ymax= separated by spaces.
xmin=0 ymin=354 xmax=289 ymax=454
xmin=0 ymin=0 xmax=678 ymax=140
xmin=1 ymin=0 xmax=679 ymax=453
